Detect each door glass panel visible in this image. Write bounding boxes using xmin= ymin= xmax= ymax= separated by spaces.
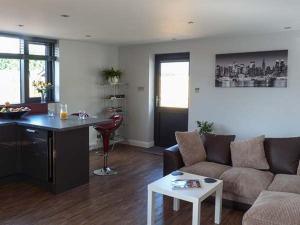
xmin=29 ymin=60 xmax=46 ymax=98
xmin=0 ymin=58 xmax=21 ymax=104
xmin=160 ymin=62 xmax=189 ymax=108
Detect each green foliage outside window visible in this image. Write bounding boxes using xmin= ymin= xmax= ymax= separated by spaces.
xmin=0 ymin=58 xmax=19 ymax=70
xmin=0 ymin=59 xmax=45 ymax=71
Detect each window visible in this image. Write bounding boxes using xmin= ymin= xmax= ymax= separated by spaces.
xmin=0 ymin=35 xmax=57 ymax=104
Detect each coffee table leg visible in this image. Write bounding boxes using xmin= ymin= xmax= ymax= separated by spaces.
xmin=173 ymin=198 xmax=180 ymax=211
xmin=214 ymin=186 xmax=222 ymax=224
xmin=147 ymin=189 xmax=155 ymax=225
xmin=192 ymin=200 xmax=201 ymax=225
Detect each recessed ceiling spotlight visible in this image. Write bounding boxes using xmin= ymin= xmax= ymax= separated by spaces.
xmin=188 ymin=21 xmax=195 ymax=24
xmin=284 ymin=26 xmax=291 ymax=30
xmin=60 ymin=14 xmax=70 ymax=18
xmin=17 ymin=24 xmax=24 ymax=27
xmin=85 ymin=35 xmax=91 ymax=38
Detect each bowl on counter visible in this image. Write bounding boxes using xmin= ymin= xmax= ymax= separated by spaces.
xmin=0 ymin=107 xmax=31 ymax=119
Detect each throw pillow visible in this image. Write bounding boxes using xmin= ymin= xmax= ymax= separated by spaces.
xmin=230 ymin=135 xmax=270 ymax=170
xmin=175 ymin=131 xmax=206 ymax=166
xmin=201 ymin=133 xmax=235 ymax=165
xmin=264 ymin=137 xmax=300 ymax=174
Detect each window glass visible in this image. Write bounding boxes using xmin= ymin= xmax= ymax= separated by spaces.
xmin=160 ymin=62 xmax=189 ymax=108
xmin=29 ymin=60 xmax=47 ymax=98
xmin=29 ymin=43 xmax=46 ymax=55
xmin=0 ymin=36 xmax=21 ymax=54
xmin=0 ymin=58 xmax=21 ymax=104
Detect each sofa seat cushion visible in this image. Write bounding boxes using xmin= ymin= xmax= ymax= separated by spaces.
xmin=223 ymin=191 xmax=256 ymax=205
xmin=243 ymin=191 xmax=300 ymax=225
xmin=220 ymin=167 xmax=274 ymax=201
xmin=268 ymin=174 xmax=300 ymax=194
xmin=180 ymin=161 xmax=231 ymax=178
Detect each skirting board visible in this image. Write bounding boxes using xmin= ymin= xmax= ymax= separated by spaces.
xmin=89 ymin=143 xmax=99 ymax=151
xmin=126 ymin=139 xmax=154 ymax=148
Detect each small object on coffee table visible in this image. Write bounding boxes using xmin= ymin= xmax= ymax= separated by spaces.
xmin=171 ymin=171 xmax=183 ymax=176
xmin=204 ymin=177 xmax=217 ymax=183
xmin=171 ymin=179 xmax=201 ymax=190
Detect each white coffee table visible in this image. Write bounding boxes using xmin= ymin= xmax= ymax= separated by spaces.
xmin=147 ymin=172 xmax=223 ymax=225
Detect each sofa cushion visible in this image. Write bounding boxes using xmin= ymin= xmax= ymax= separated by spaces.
xmin=175 ymin=131 xmax=206 ymax=166
xmin=223 ymin=191 xmax=256 ymax=205
xmin=220 ymin=167 xmax=274 ymax=201
xmin=264 ymin=137 xmax=300 ymax=174
xmin=201 ymin=133 xmax=235 ymax=165
xmin=243 ymin=191 xmax=300 ymax=225
xmin=181 ymin=161 xmax=231 ymax=179
xmin=230 ymin=136 xmax=270 ymax=170
xmin=268 ymin=174 xmax=300 ymax=194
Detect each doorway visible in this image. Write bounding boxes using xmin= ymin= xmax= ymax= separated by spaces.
xmin=154 ymin=53 xmax=189 ymax=147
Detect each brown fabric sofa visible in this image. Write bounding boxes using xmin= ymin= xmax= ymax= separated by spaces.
xmin=163 ymin=136 xmax=300 ymax=207
xmin=243 ymin=191 xmax=300 ymax=225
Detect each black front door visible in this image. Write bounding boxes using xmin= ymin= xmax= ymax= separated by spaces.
xmin=154 ymin=53 xmax=189 ymax=147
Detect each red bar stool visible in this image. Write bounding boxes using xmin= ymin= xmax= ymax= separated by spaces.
xmin=93 ymin=114 xmax=123 ymax=176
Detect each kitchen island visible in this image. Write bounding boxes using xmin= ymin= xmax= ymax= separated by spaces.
xmin=0 ymin=114 xmax=108 ymax=193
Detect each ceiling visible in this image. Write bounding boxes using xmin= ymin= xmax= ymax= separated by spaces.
xmin=0 ymin=0 xmax=300 ymax=45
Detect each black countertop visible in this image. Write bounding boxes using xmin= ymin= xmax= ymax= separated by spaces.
xmin=0 ymin=120 xmax=15 ymax=126
xmin=0 ymin=114 xmax=109 ymax=131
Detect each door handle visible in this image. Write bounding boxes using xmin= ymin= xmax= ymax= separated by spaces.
xmin=26 ymin=128 xmax=37 ymax=133
xmin=155 ymin=96 xmax=160 ymax=107
xmin=48 ymin=135 xmax=53 ymax=182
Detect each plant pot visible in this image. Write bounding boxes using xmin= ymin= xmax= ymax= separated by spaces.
xmin=108 ymin=76 xmax=119 ymax=85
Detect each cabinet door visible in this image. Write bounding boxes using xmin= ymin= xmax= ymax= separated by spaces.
xmin=0 ymin=125 xmax=17 ymax=177
xmin=21 ymin=127 xmax=49 ymax=182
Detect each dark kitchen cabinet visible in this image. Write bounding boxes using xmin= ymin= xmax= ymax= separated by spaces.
xmin=20 ymin=127 xmax=51 ymax=182
xmin=0 ymin=113 xmax=95 ymax=193
xmin=18 ymin=126 xmax=89 ymax=193
xmin=0 ymin=125 xmax=17 ymax=178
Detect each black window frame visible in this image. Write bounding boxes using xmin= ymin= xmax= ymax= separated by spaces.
xmin=0 ymin=33 xmax=57 ymax=103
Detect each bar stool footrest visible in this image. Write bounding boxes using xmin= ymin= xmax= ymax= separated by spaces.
xmin=93 ymin=168 xmax=118 ymax=176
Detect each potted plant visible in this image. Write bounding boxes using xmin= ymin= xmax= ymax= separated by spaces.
xmin=32 ymin=80 xmax=53 ymax=103
xmin=196 ymin=121 xmax=214 ymax=135
xmin=102 ymin=67 xmax=122 ymax=85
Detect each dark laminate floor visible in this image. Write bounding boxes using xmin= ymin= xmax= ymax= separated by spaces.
xmin=0 ymin=145 xmax=244 ymax=225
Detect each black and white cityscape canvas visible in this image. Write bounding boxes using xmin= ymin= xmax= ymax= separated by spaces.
xmin=215 ymin=50 xmax=288 ymax=87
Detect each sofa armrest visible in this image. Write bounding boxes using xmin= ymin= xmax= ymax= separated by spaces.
xmin=163 ymin=144 xmax=185 ymax=176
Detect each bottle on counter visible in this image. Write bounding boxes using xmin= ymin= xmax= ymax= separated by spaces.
xmin=60 ymin=104 xmax=68 ymax=120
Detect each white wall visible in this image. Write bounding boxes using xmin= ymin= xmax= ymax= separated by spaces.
xmin=119 ymin=31 xmax=300 ymax=144
xmin=59 ymin=40 xmax=118 ymax=147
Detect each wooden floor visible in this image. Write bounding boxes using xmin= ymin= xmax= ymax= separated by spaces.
xmin=0 ymin=145 xmax=244 ymax=225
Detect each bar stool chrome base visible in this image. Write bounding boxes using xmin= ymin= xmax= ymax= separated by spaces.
xmin=93 ymin=167 xmax=118 ymax=176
